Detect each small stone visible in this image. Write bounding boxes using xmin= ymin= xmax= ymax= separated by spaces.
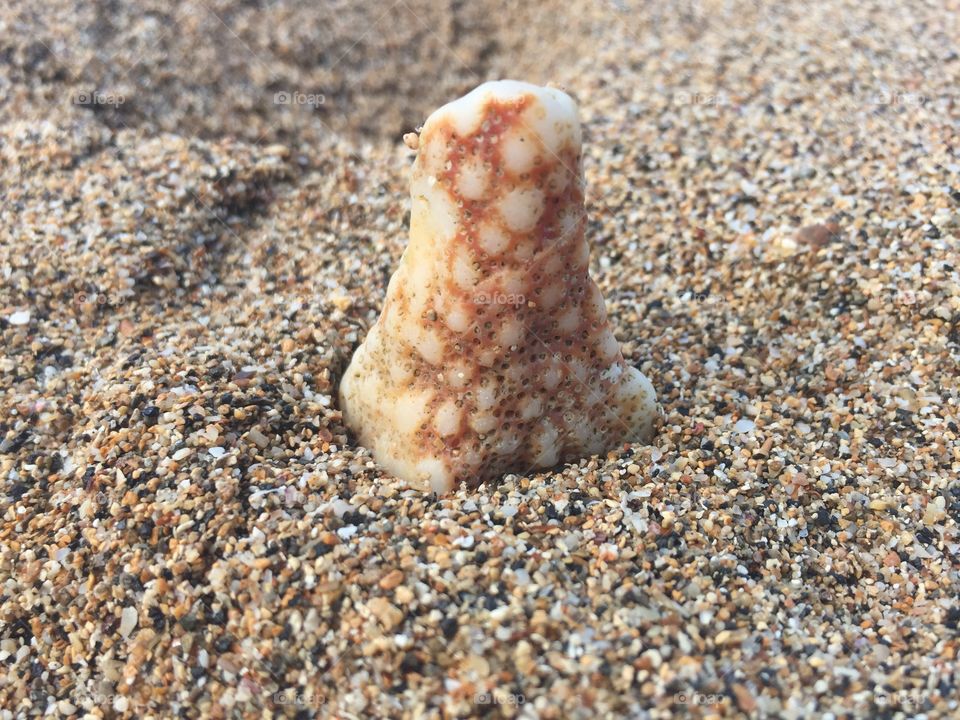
xmin=7 ymin=310 xmax=30 ymax=325
xmin=923 ymin=497 xmax=946 ymax=525
xmin=796 ymin=221 xmax=840 ymax=247
xmin=208 ymin=566 xmax=227 ymax=589
xmin=732 ymin=683 xmax=756 ymax=712
xmin=440 ymin=617 xmax=459 ymax=639
xmin=337 ymin=525 xmax=358 ymax=541
xmin=598 ymin=543 xmax=619 ymax=561
xmin=462 ymin=654 xmax=490 ymax=679
xmin=453 ymin=534 xmax=475 ymax=549
xmin=368 ymin=597 xmax=404 ymax=631
xmin=640 ymin=648 xmax=662 ymax=669
xmin=733 ymin=418 xmax=755 ymax=433
xmin=379 ymin=569 xmax=404 ymax=590
xmin=330 ymin=295 xmax=352 ymax=311
xmin=248 ymin=428 xmax=270 ymax=449
xmin=142 ymin=406 xmax=160 ymax=426
xmin=515 ymin=640 xmax=536 ymax=675
xmin=119 ymin=606 xmax=138 ymax=637
xmin=714 ymin=629 xmax=735 ymax=646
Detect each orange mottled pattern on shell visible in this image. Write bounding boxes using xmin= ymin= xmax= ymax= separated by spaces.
xmin=339 ymin=83 xmax=657 ymax=492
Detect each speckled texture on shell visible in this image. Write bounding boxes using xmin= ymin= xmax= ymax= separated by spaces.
xmin=339 ymin=82 xmax=657 ymax=491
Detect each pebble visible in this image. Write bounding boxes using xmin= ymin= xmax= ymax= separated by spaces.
xmin=379 ymin=569 xmax=404 ymax=591
xmin=119 ymin=607 xmax=138 ymax=638
xmin=367 ymin=598 xmax=404 ymax=631
xmin=247 ymin=428 xmax=270 ymax=449
xmin=57 ymin=700 xmax=77 ymax=714
xmin=733 ymin=418 xmax=756 ymax=433
xmin=172 ymin=447 xmax=192 ymax=461
xmin=732 ymin=683 xmax=757 ymax=713
xmin=6 ymin=310 xmax=30 ymax=325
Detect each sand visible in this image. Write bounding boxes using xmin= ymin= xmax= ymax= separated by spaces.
xmin=1 ymin=0 xmax=958 ymax=718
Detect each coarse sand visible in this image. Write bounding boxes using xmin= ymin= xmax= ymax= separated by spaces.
xmin=1 ymin=1 xmax=958 ymax=718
